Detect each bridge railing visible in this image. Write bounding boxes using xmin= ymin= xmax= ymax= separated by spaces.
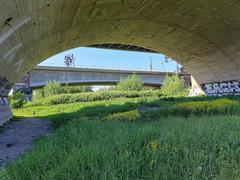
xmin=38 ymin=63 xmax=178 ymax=73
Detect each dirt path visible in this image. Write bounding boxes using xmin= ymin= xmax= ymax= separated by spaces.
xmin=0 ymin=118 xmax=52 ymax=167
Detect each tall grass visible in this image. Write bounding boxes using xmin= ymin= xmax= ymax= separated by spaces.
xmin=2 ymin=95 xmax=240 ymax=179
xmin=1 ymin=116 xmax=240 ymax=179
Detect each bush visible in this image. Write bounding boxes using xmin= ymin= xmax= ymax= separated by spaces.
xmin=174 ymin=99 xmax=239 ymax=116
xmin=9 ymin=92 xmax=25 ymax=109
xmin=33 ymin=89 xmax=45 ymax=101
xmin=116 ymin=74 xmax=144 ymax=91
xmin=143 ymin=98 xmax=240 ymax=119
xmin=34 ymin=81 xmax=93 ymax=99
xmin=105 ymin=110 xmax=141 ymax=122
xmin=61 ymin=85 xmax=92 ymax=94
xmin=43 ymin=81 xmax=63 ymax=97
xmin=42 ymin=90 xmax=162 ymax=105
xmin=161 ymin=75 xmax=189 ymax=96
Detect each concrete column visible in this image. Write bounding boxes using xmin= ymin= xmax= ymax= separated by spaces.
xmin=0 ymin=97 xmax=12 ymax=126
xmin=189 ymin=76 xmax=205 ymax=96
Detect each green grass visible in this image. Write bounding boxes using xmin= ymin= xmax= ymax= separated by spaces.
xmin=2 ymin=94 xmax=240 ymax=179
xmin=1 ymin=116 xmax=240 ymax=179
xmin=13 ymin=97 xmax=144 ymax=128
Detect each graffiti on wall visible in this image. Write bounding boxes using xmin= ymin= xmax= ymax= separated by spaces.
xmin=202 ymin=81 xmax=240 ymax=96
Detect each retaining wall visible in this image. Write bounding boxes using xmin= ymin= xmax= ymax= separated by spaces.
xmin=0 ymin=97 xmax=12 ymax=126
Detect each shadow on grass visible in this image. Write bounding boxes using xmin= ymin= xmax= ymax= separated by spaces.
xmin=15 ymin=102 xmax=140 ymax=128
xmin=13 ymin=95 xmax=240 ymax=129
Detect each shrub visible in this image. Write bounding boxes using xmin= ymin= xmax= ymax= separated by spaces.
xmin=42 ymin=90 xmax=162 ymax=105
xmin=9 ymin=92 xmax=25 ymax=109
xmin=161 ymin=75 xmax=189 ymax=96
xmin=174 ymin=99 xmax=239 ymax=116
xmin=105 ymin=110 xmax=141 ymax=122
xmin=61 ymin=85 xmax=92 ymax=94
xmin=142 ymin=98 xmax=240 ymax=120
xmin=33 ymin=89 xmax=45 ymax=100
xmin=43 ymin=81 xmax=63 ymax=97
xmin=33 ymin=82 xmax=93 ymax=99
xmin=116 ymin=74 xmax=144 ymax=91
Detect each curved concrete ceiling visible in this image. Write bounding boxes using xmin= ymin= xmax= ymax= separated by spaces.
xmin=1 ymin=0 xmax=240 ymax=96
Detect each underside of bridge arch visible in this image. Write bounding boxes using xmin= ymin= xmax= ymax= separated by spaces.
xmin=1 ymin=0 xmax=240 ymax=96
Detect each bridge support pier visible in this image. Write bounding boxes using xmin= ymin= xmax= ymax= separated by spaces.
xmin=0 ymin=97 xmax=12 ymax=126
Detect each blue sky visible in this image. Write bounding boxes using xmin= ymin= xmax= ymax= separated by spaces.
xmin=39 ymin=47 xmax=180 ymax=72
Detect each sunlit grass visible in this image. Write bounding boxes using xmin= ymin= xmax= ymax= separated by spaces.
xmin=2 ymin=95 xmax=240 ymax=179
xmin=1 ymin=116 xmax=240 ymax=179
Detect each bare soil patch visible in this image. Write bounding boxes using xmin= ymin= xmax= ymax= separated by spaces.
xmin=0 ymin=118 xmax=52 ymax=167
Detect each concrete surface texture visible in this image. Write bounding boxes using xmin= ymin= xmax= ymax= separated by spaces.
xmin=29 ymin=66 xmax=173 ymax=87
xmin=1 ymin=1 xmax=240 ymax=96
xmin=0 ymin=98 xmax=12 ymax=125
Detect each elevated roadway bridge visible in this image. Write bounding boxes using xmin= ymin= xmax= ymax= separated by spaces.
xmin=28 ymin=66 xmax=174 ymax=88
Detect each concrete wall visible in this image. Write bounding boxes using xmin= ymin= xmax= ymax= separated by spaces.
xmin=0 ymin=97 xmax=12 ymax=126
xmin=189 ymin=76 xmax=205 ymax=96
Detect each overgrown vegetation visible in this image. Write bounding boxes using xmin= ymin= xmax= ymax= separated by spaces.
xmin=33 ymin=81 xmax=92 ymax=100
xmin=43 ymin=80 xmax=63 ymax=96
xmin=161 ymin=75 xmax=189 ymax=96
xmin=31 ymin=90 xmax=162 ymax=105
xmin=3 ymin=76 xmax=240 ymax=179
xmin=2 ymin=97 xmax=240 ymax=179
xmin=105 ymin=109 xmax=141 ymax=122
xmin=9 ymin=92 xmax=25 ymax=109
xmin=116 ymin=74 xmax=144 ymax=91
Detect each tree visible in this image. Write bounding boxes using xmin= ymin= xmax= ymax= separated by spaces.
xmin=161 ymin=75 xmax=189 ymax=96
xmin=116 ymin=74 xmax=144 ymax=91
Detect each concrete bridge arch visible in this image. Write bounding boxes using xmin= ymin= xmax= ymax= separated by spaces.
xmin=1 ymin=0 xmax=240 ymax=96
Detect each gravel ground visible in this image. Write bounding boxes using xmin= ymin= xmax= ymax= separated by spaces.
xmin=0 ymin=118 xmax=52 ymax=167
